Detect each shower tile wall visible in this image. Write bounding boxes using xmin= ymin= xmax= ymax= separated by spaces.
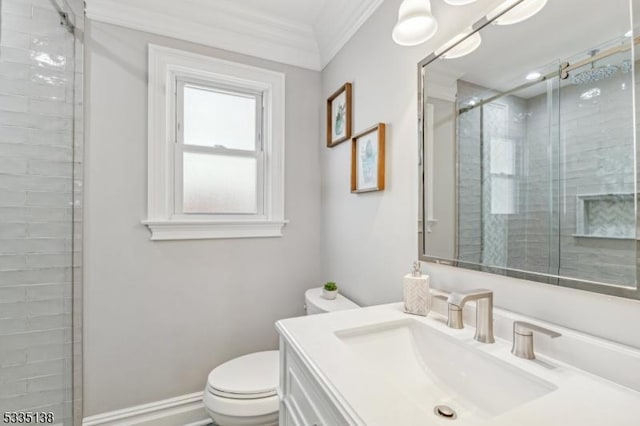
xmin=457 ymin=59 xmax=636 ymax=287
xmin=555 ymin=59 xmax=636 ymax=286
xmin=0 ymin=0 xmax=77 ymax=423
xmin=457 ymin=81 xmax=482 ymax=264
xmin=523 ymin=60 xmax=635 ymax=286
xmin=457 ymin=81 xmax=549 ymax=273
xmin=521 ymin=90 xmax=555 ymax=275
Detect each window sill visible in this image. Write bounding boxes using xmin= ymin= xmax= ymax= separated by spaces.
xmin=141 ymin=219 xmax=288 ymax=241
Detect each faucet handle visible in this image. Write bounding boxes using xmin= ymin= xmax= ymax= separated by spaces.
xmin=511 ymin=321 xmax=561 ymax=360
xmin=429 ymin=290 xmax=463 ymax=328
xmin=513 ymin=321 xmax=561 ymax=338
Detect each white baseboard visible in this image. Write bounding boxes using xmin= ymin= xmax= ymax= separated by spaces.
xmin=82 ymin=392 xmax=210 ymax=426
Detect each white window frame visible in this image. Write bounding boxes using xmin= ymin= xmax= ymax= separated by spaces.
xmin=143 ymin=44 xmax=287 ymax=240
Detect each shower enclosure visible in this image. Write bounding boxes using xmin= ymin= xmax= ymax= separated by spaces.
xmin=0 ymin=0 xmax=83 ymax=424
xmin=451 ymin=33 xmax=637 ymax=291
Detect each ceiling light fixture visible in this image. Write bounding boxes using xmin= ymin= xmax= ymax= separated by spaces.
xmin=580 ymin=88 xmax=601 ymax=100
xmin=392 ymin=0 xmax=439 ymax=46
xmin=488 ymin=0 xmax=548 ymax=26
xmin=436 ymin=28 xmax=482 ymax=59
xmin=525 ymin=71 xmax=542 ymax=81
xmin=443 ymin=0 xmax=478 ymax=5
xmin=625 ymin=29 xmax=633 ymax=37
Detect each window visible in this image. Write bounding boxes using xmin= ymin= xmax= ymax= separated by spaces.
xmin=143 ymin=45 xmax=286 ymax=240
xmin=489 ymin=137 xmax=517 ymax=215
xmin=177 ymin=80 xmax=262 ymax=215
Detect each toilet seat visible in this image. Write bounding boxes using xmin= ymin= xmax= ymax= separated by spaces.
xmin=207 ymin=350 xmax=279 ymax=399
xmin=204 ymin=351 xmax=280 ymax=423
xmin=208 ymin=385 xmax=277 ymax=400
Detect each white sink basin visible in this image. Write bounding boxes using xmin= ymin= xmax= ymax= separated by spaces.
xmin=336 ymin=318 xmax=557 ymax=421
xmin=278 ymin=303 xmax=640 ymax=426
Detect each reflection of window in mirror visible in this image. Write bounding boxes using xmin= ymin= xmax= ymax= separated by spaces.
xmin=489 ymin=137 xmax=516 ymax=215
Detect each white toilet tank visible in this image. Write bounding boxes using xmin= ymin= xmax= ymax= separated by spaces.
xmin=304 ymin=287 xmax=359 ymax=315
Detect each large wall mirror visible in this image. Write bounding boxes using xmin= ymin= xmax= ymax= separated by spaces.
xmin=419 ymin=0 xmax=640 ymax=299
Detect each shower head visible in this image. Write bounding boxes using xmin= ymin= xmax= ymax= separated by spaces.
xmin=569 ymin=49 xmax=619 ymax=85
xmin=570 ymin=64 xmax=618 ymax=85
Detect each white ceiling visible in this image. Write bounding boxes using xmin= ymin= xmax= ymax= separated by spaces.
xmin=85 ymin=0 xmax=384 ymax=70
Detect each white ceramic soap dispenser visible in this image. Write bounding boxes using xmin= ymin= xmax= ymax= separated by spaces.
xmin=403 ymin=261 xmax=430 ymax=316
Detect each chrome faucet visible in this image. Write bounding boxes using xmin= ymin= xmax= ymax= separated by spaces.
xmin=511 ymin=321 xmax=561 ymax=360
xmin=446 ymin=289 xmax=495 ymax=344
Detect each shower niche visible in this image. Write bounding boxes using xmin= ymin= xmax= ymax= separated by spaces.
xmin=419 ymin=0 xmax=640 ymax=299
xmin=576 ymin=193 xmax=635 ymax=240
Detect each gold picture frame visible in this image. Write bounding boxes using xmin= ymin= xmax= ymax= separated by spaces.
xmin=351 ymin=123 xmax=386 ymax=193
xmin=326 ymin=83 xmax=352 ymax=147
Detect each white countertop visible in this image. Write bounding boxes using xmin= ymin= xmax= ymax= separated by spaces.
xmin=276 ymin=303 xmax=640 ymax=426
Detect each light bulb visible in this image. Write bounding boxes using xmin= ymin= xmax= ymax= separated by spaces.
xmin=392 ymin=0 xmax=439 ymax=46
xmin=526 ymin=71 xmax=542 ymax=81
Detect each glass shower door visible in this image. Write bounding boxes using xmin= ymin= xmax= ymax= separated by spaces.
xmin=557 ymin=39 xmax=637 ymax=289
xmin=454 ymin=76 xmax=557 ymax=277
xmin=0 ymin=0 xmax=81 ymax=424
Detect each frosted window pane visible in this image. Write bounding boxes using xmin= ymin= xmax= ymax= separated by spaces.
xmin=491 ymin=176 xmax=515 ymax=214
xmin=183 ymin=152 xmax=257 ymax=214
xmin=183 ymin=86 xmax=256 ymax=150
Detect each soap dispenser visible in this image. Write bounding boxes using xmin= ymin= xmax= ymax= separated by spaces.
xmin=403 ymin=261 xmax=430 ymax=316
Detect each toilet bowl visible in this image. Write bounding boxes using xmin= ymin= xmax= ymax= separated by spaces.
xmin=204 ymin=351 xmax=279 ymax=426
xmin=203 ymin=287 xmax=358 ymax=425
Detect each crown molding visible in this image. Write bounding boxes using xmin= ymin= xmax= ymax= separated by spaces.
xmin=85 ymin=0 xmax=321 ymax=70
xmin=84 ymin=0 xmax=383 ymax=71
xmin=315 ymin=0 xmax=385 ymax=68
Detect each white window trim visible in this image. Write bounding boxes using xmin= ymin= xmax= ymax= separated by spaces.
xmin=143 ymin=44 xmax=287 ymax=241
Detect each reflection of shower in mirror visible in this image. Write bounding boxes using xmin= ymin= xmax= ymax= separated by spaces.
xmin=569 ymin=49 xmax=628 ymax=85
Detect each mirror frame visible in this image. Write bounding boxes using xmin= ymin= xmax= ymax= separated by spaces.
xmin=417 ymin=0 xmax=640 ymax=300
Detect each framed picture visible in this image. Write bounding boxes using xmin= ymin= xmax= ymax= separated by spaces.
xmin=351 ymin=123 xmax=386 ymax=193
xmin=326 ymin=83 xmax=352 ymax=147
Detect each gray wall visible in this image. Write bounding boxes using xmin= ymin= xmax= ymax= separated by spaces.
xmin=321 ymin=0 xmax=640 ymax=349
xmin=84 ymin=21 xmax=322 ymax=415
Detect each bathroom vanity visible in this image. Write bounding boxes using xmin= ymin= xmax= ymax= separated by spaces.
xmin=276 ymin=301 xmax=640 ymax=426
xmin=277 ymin=1 xmax=640 ymax=424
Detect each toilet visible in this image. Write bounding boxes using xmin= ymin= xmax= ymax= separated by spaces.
xmin=203 ymin=287 xmax=359 ymax=426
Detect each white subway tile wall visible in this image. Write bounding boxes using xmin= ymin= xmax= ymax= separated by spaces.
xmin=0 ymin=0 xmax=82 ymax=424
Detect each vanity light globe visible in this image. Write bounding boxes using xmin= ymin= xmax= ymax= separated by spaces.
xmin=437 ymin=31 xmax=482 ymax=59
xmin=488 ymin=0 xmax=548 ymax=26
xmin=443 ymin=0 xmax=478 ymax=5
xmin=392 ymin=0 xmax=439 ymax=46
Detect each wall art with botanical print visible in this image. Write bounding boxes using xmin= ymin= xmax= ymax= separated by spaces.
xmin=351 ymin=123 xmax=385 ymax=193
xmin=326 ymin=83 xmax=352 ymax=147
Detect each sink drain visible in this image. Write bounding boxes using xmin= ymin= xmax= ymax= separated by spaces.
xmin=433 ymin=405 xmax=457 ymax=420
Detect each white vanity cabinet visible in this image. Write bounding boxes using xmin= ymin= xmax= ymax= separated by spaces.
xmin=278 ymin=337 xmax=351 ymax=426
